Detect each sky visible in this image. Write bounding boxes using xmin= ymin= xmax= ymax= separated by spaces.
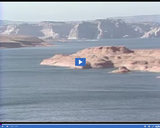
xmin=1 ymin=2 xmax=160 ymax=22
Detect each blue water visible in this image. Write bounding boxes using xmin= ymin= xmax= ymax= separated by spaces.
xmin=0 ymin=38 xmax=160 ymax=122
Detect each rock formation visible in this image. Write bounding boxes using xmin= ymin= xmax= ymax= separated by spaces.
xmin=68 ymin=22 xmax=98 ymax=39
xmin=0 ymin=22 xmax=74 ymax=40
xmin=40 ymin=46 xmax=160 ymax=73
xmin=110 ymin=66 xmax=131 ymax=73
xmin=141 ymin=27 xmax=160 ymax=38
xmin=0 ymin=34 xmax=49 ymax=48
xmin=1 ymin=18 xmax=160 ymax=40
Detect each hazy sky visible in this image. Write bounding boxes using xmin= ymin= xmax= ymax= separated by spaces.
xmin=1 ymin=2 xmax=160 ymax=22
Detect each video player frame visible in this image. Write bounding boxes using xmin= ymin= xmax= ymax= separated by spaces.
xmin=1 ymin=1 xmax=160 ymax=127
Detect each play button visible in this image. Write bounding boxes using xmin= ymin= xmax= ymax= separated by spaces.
xmin=75 ymin=58 xmax=86 ymax=66
xmin=79 ymin=60 xmax=82 ymax=64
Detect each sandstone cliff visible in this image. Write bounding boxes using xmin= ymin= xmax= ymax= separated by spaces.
xmin=68 ymin=21 xmax=98 ymax=39
xmin=141 ymin=27 xmax=160 ymax=38
xmin=0 ymin=22 xmax=74 ymax=40
xmin=1 ymin=18 xmax=160 ymax=40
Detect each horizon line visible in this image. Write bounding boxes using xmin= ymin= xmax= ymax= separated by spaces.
xmin=1 ymin=13 xmax=160 ymax=23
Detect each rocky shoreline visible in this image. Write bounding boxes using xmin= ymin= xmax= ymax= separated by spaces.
xmin=40 ymin=46 xmax=160 ymax=73
xmin=0 ymin=35 xmax=54 ymax=48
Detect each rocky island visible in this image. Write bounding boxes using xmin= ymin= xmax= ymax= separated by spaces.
xmin=41 ymin=46 xmax=160 ymax=73
xmin=0 ymin=34 xmax=51 ymax=48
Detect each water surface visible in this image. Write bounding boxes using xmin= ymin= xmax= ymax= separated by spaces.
xmin=0 ymin=38 xmax=160 ymax=122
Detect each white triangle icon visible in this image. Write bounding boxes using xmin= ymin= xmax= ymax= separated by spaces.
xmin=79 ymin=60 xmax=82 ymax=64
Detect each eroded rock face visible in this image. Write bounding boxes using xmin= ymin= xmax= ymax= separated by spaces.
xmin=141 ymin=27 xmax=160 ymax=38
xmin=110 ymin=66 xmax=131 ymax=73
xmin=68 ymin=22 xmax=98 ymax=39
xmin=68 ymin=19 xmax=142 ymax=39
xmin=96 ymin=19 xmax=140 ymax=39
xmin=1 ymin=19 xmax=160 ymax=40
xmin=40 ymin=46 xmax=160 ymax=73
xmin=0 ymin=22 xmax=74 ymax=40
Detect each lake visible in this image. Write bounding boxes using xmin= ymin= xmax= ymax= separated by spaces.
xmin=0 ymin=38 xmax=160 ymax=122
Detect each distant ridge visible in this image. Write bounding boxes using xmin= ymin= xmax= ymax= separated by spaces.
xmin=1 ymin=14 xmax=160 ymax=24
xmin=0 ymin=14 xmax=160 ymax=40
xmin=0 ymin=20 xmax=37 ymax=26
xmin=110 ymin=14 xmax=160 ymax=23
